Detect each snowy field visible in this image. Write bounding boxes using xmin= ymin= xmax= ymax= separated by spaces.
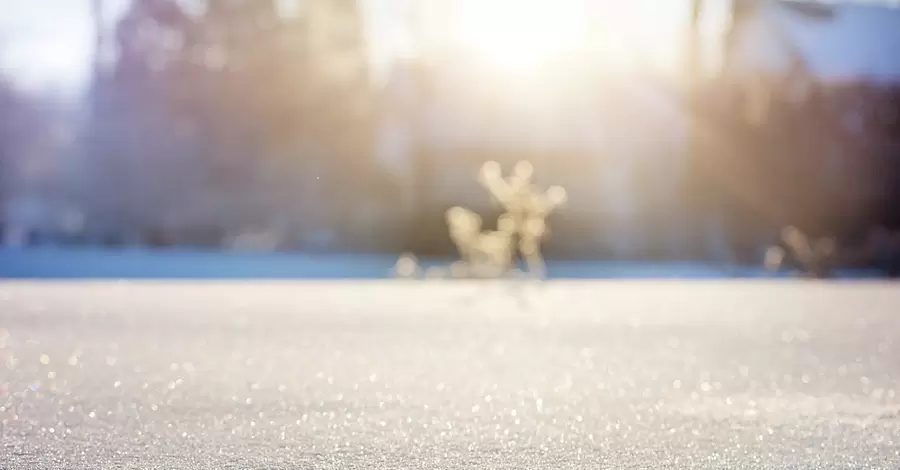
xmin=0 ymin=247 xmax=887 ymax=279
xmin=1 ymin=280 xmax=899 ymax=468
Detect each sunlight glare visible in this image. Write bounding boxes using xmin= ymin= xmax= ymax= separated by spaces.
xmin=452 ymin=0 xmax=589 ymax=74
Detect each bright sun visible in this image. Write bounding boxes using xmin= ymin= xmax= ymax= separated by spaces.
xmin=451 ymin=0 xmax=590 ymax=74
xmin=439 ymin=0 xmax=695 ymax=77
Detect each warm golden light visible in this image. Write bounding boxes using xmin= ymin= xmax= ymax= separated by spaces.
xmin=450 ymin=0 xmax=590 ymax=75
xmin=436 ymin=0 xmax=691 ymax=78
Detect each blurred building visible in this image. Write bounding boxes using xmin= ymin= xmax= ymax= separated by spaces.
xmin=690 ymin=0 xmax=900 ymax=257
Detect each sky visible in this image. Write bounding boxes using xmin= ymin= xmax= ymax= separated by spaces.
xmin=0 ymin=0 xmax=704 ymax=92
xmin=0 ymin=0 xmax=98 ymax=90
xmin=0 ymin=0 xmax=406 ymax=91
xmin=4 ymin=0 xmax=900 ymax=93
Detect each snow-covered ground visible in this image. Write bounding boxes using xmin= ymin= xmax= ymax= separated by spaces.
xmin=0 ymin=247 xmax=887 ymax=279
xmin=1 ymin=281 xmax=899 ymax=468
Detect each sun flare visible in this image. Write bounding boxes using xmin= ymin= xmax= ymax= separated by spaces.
xmin=433 ymin=0 xmax=695 ymax=78
xmin=450 ymin=0 xmax=590 ymax=74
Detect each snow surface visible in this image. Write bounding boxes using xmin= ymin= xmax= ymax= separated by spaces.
xmin=1 ymin=281 xmax=899 ymax=468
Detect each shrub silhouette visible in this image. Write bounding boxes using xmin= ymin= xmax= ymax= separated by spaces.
xmin=765 ymin=226 xmax=835 ymax=278
xmin=397 ymin=160 xmax=566 ymax=279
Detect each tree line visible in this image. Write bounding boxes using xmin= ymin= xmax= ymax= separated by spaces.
xmin=3 ymin=0 xmax=393 ymax=250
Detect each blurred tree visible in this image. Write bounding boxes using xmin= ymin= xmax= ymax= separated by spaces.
xmin=0 ymin=36 xmax=13 ymax=227
xmin=686 ymin=0 xmax=849 ymax=260
xmin=0 ymin=75 xmax=16 ymax=222
xmin=80 ymin=0 xmax=202 ymax=243
xmin=303 ymin=0 xmax=378 ymax=248
xmin=0 ymin=72 xmax=73 ymax=243
xmin=80 ymin=0 xmax=377 ymax=249
xmin=189 ymin=0 xmax=375 ymax=246
xmin=187 ymin=0 xmax=298 ymax=233
xmin=685 ymin=0 xmax=718 ymax=260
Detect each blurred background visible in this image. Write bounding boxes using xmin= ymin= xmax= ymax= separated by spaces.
xmin=2 ymin=0 xmax=900 ymax=276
